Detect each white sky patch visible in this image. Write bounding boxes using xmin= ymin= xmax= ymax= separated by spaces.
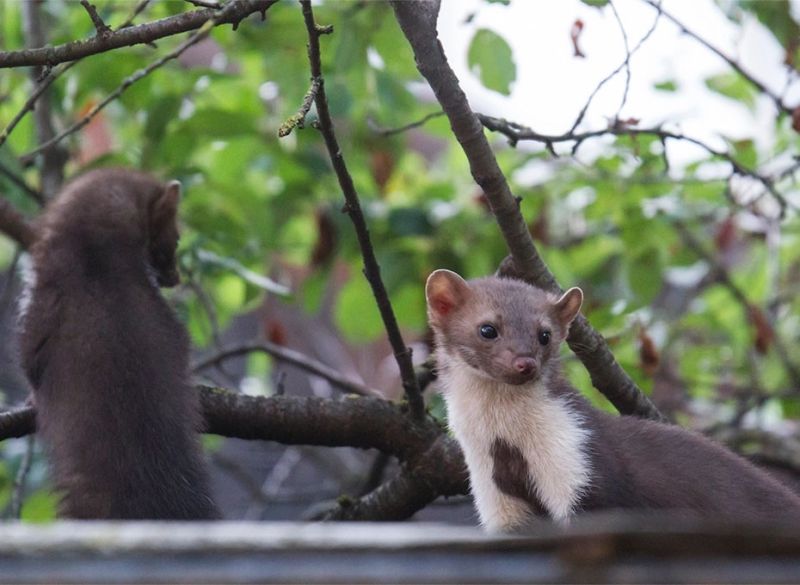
xmin=438 ymin=0 xmax=799 ymax=171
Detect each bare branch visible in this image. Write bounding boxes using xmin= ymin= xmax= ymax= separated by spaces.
xmin=641 ymin=0 xmax=791 ymax=116
xmin=0 ymin=0 xmax=275 ymax=69
xmin=21 ymin=0 xmax=67 ymax=197
xmin=0 ymin=1 xmax=149 ymax=154
xmin=20 ymin=0 xmax=279 ymax=163
xmin=478 ymin=115 xmax=788 ymax=216
xmin=368 ymin=111 xmax=447 ymax=137
xmin=322 ymin=436 xmax=467 ymax=521
xmin=294 ymin=0 xmax=425 ymax=420
xmin=0 ymin=199 xmax=36 ymax=249
xmin=391 ymin=0 xmax=664 ymax=422
xmin=569 ymin=2 xmax=660 ymax=133
xmin=192 ymin=341 xmax=383 ymax=397
xmin=0 ymin=162 xmax=45 ymax=206
xmin=278 ymin=78 xmax=321 ymax=137
xmin=0 ymin=407 xmax=36 ymax=440
xmin=80 ymin=0 xmax=112 ymax=38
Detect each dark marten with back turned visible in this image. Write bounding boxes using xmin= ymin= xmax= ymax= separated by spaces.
xmin=426 ymin=269 xmax=800 ymax=532
xmin=19 ymin=168 xmax=218 ymax=519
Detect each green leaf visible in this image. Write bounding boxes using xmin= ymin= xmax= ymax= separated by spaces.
xmin=335 ymin=276 xmax=384 ymax=343
xmin=388 ymin=207 xmax=434 ymax=237
xmin=20 ymin=489 xmax=58 ymax=523
xmin=705 ymin=73 xmax=757 ymax=108
xmin=485 ymin=0 xmax=511 ymax=5
xmin=737 ymin=0 xmax=799 ymax=49
xmin=467 ymin=29 xmax=516 ymax=96
xmin=654 ymin=80 xmax=678 ymax=92
xmin=580 ymin=0 xmax=609 ymax=6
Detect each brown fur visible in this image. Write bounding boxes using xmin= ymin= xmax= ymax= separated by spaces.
xmin=19 ymin=168 xmax=218 ymax=519
xmin=428 ymin=270 xmax=800 ymax=524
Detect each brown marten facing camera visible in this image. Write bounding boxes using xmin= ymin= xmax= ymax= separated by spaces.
xmin=426 ymin=269 xmax=800 ymax=532
xmin=19 ymin=168 xmax=218 ymax=519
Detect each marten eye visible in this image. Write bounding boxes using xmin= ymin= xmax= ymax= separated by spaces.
xmin=538 ymin=329 xmax=551 ymax=346
xmin=479 ymin=324 xmax=498 ymax=339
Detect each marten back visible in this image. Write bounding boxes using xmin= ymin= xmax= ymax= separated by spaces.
xmin=19 ymin=168 xmax=218 ymax=519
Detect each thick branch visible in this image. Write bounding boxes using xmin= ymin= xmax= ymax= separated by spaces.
xmin=0 ymin=199 xmax=36 ymax=248
xmin=391 ymin=0 xmax=664 ymax=422
xmin=297 ymin=1 xmax=425 ymax=420
xmin=323 ymin=435 xmax=467 ymax=521
xmin=2 ymin=388 xmax=446 ymax=461
xmin=0 ymin=0 xmax=275 ymax=69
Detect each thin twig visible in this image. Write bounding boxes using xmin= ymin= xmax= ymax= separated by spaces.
xmin=192 ymin=341 xmax=382 ymax=397
xmin=0 ymin=0 xmax=150 ymax=152
xmin=641 ymin=0 xmax=790 ymax=116
xmin=608 ymin=0 xmax=632 ymax=119
xmin=674 ymin=220 xmax=800 ymax=388
xmin=479 ymin=114 xmax=788 ymax=216
xmin=0 ymin=162 xmax=44 ymax=206
xmin=80 ymin=0 xmax=112 ymax=38
xmin=296 ymin=0 xmax=425 ymax=419
xmin=20 ymin=0 xmax=279 ymax=162
xmin=0 ymin=0 xmax=276 ymax=68
xmin=569 ymin=1 xmax=661 ymax=133
xmin=368 ymin=111 xmax=447 ymax=137
xmin=278 ymin=78 xmax=321 ymax=137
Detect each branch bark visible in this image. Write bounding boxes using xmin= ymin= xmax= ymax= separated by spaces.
xmin=296 ymin=0 xmax=425 ymax=420
xmin=0 ymin=0 xmax=275 ymax=69
xmin=0 ymin=199 xmax=36 ymax=249
xmin=1 ymin=386 xmax=469 ymax=521
xmin=390 ymin=0 xmax=664 ymax=422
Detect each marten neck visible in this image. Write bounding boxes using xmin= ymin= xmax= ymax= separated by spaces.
xmin=437 ymin=348 xmax=591 ymax=526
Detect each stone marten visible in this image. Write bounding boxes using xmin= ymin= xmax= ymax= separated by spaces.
xmin=19 ymin=168 xmax=218 ymax=519
xmin=426 ymin=269 xmax=800 ymax=532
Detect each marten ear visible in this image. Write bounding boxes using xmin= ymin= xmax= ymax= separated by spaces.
xmin=554 ymin=287 xmax=583 ymax=329
xmin=149 ymin=181 xmax=182 ymax=288
xmin=151 ymin=180 xmax=181 ymax=233
xmin=426 ymin=269 xmax=470 ymax=325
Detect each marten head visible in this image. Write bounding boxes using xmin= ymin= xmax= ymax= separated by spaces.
xmin=35 ymin=168 xmax=183 ymax=287
xmin=426 ymin=270 xmax=582 ymax=385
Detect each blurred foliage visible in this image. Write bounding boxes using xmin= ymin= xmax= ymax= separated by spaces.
xmin=0 ymin=0 xmax=799 ymax=519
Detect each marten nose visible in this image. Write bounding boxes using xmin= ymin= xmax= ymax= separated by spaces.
xmin=512 ymin=357 xmax=536 ymax=375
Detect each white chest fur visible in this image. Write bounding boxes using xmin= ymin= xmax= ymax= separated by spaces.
xmin=439 ymin=354 xmax=591 ymax=531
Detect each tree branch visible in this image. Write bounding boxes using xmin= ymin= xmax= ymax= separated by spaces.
xmin=641 ymin=0 xmax=791 ymax=116
xmin=295 ymin=0 xmax=425 ymax=420
xmin=391 ymin=0 xmax=664 ymax=422
xmin=1 ymin=387 xmax=467 ymax=521
xmin=19 ymin=0 xmax=279 ymax=163
xmin=322 ymin=435 xmax=467 ymax=521
xmin=21 ymin=0 xmax=67 ymax=197
xmin=0 ymin=199 xmax=36 ymax=249
xmin=80 ymin=0 xmax=112 ymax=38
xmin=478 ymin=115 xmax=787 ymax=215
xmin=673 ymin=220 xmax=800 ymax=389
xmin=0 ymin=0 xmax=274 ymax=69
xmin=192 ymin=341 xmax=383 ymax=397
xmin=0 ymin=1 xmax=150 ymax=155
